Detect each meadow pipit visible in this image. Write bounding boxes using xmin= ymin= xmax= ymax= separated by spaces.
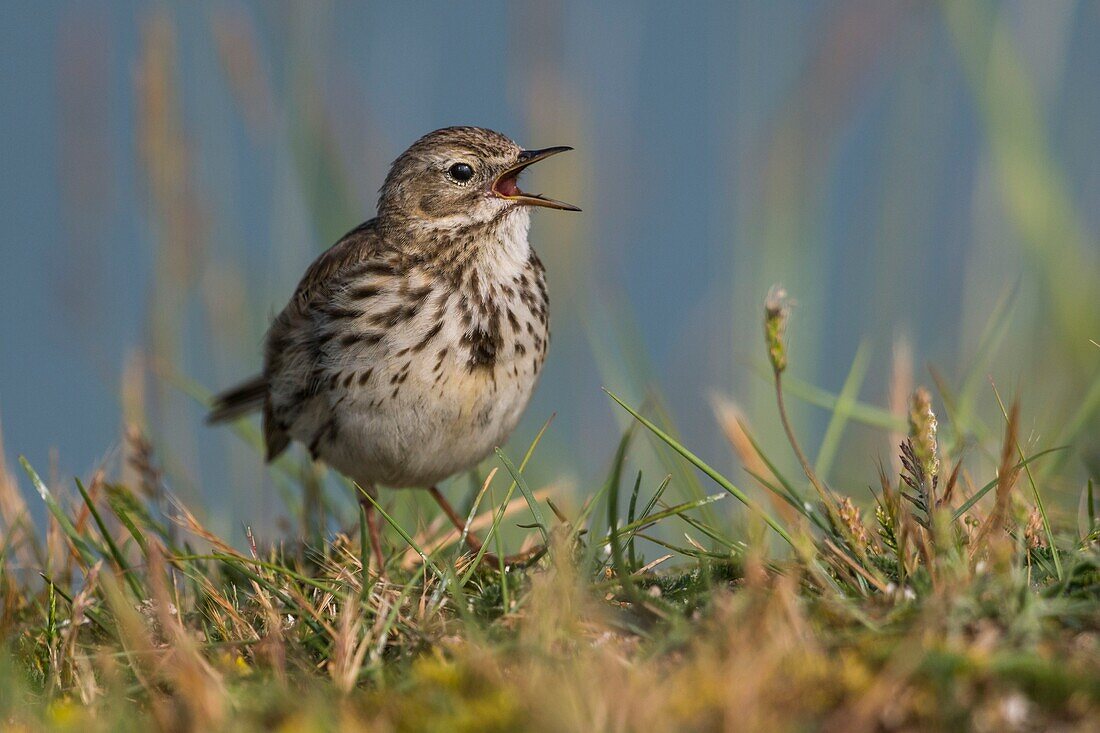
xmin=208 ymin=127 xmax=578 ymax=569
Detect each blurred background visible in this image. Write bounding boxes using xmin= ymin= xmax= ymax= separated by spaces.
xmin=2 ymin=1 xmax=1098 ymax=541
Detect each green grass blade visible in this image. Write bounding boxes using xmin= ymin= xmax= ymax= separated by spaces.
xmin=736 ymin=422 xmax=831 ymax=532
xmin=607 ymin=469 xmax=675 ymax=618
xmin=635 ymin=474 xmax=672 ymax=527
xmin=622 ymin=474 xmax=678 ymax=553
xmin=814 ymin=341 xmax=871 ymax=480
xmin=494 ymin=449 xmax=550 ymax=545
xmin=764 ymin=368 xmax=904 ymax=431
xmin=952 ymin=446 xmax=1065 ymax=520
xmin=105 ymin=491 xmax=151 ymax=555
xmin=454 ymin=416 xmax=555 ymax=585
xmin=370 ymin=564 xmax=428 ymax=665
xmin=491 ymin=484 xmax=510 ymax=613
xmin=605 ymin=389 xmax=794 ymax=548
xmin=457 ymin=480 xmax=518 ymax=586
xmin=173 ymin=553 xmax=345 ymax=596
xmin=633 ymin=533 xmax=732 ymax=561
xmin=657 ymin=500 xmax=739 ymax=551
xmin=1089 ymin=478 xmax=1096 ymax=533
xmin=644 ymin=395 xmax=714 ymax=522
xmin=359 ymin=504 xmax=370 ymax=595
xmin=627 ymin=469 xmax=644 ymax=568
xmin=19 ymin=457 xmax=99 ymax=567
xmin=74 ymin=478 xmax=143 ymax=598
xmin=581 ymin=426 xmax=636 ymax=572
xmin=40 ymin=574 xmax=114 ymax=638
xmin=607 ymin=493 xmax=729 ymax=546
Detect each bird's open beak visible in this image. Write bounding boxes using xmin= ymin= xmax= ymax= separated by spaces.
xmin=491 ymin=146 xmax=581 ymax=211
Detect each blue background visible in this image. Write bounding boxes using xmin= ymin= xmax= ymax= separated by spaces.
xmin=2 ymin=2 xmax=1098 ymax=538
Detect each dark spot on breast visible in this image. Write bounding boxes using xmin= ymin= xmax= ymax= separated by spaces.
xmin=475 ymin=403 xmax=494 ymax=428
xmin=412 ymin=321 xmax=444 ymax=352
xmin=358 ymin=368 xmax=374 ymax=386
xmin=462 ymin=326 xmax=501 ymax=370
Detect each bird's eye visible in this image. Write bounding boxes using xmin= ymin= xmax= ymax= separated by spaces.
xmin=448 ymin=162 xmax=475 ymax=183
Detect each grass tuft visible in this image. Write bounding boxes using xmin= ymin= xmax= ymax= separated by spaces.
xmin=0 ymin=288 xmax=1097 ymax=731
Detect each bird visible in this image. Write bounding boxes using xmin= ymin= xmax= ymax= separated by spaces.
xmin=207 ymin=126 xmax=579 ymax=570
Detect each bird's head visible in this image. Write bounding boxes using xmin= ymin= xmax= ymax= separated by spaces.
xmin=377 ymin=127 xmax=579 ymax=234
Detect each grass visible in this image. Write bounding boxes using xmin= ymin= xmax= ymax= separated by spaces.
xmin=0 ymin=289 xmax=1097 ymax=733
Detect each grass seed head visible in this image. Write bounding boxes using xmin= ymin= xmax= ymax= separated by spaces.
xmin=1024 ymin=507 xmax=1046 ymax=550
xmin=907 ymin=387 xmax=939 ymax=483
xmin=764 ymin=285 xmax=791 ymax=375
xmin=838 ymin=497 xmax=871 ymax=554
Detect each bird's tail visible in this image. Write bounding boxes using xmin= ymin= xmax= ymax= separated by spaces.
xmin=207 ymin=375 xmax=267 ymax=424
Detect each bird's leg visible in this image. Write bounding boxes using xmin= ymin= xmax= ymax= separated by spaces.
xmin=427 ymin=486 xmax=546 ymax=567
xmin=358 ymin=484 xmax=386 ymax=576
xmin=428 ymin=486 xmax=485 ymax=552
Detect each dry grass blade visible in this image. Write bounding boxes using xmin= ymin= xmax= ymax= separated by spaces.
xmin=404 ymin=485 xmax=555 ymax=567
xmin=146 ymin=545 xmax=228 ymax=728
xmin=711 ymin=394 xmax=799 ymax=525
xmin=971 ymin=399 xmax=1021 ymax=554
xmin=0 ymin=421 xmax=38 ymax=570
xmin=990 ymin=382 xmax=1062 ymax=579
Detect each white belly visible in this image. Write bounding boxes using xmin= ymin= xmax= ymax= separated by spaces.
xmin=320 ymin=350 xmax=540 ymax=488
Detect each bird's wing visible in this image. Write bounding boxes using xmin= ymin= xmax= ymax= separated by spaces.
xmin=261 ymin=219 xmax=394 ymax=460
xmin=288 ymin=219 xmax=383 ymax=307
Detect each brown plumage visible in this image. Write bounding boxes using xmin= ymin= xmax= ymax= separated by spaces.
xmin=208 ymin=126 xmax=578 ymax=569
